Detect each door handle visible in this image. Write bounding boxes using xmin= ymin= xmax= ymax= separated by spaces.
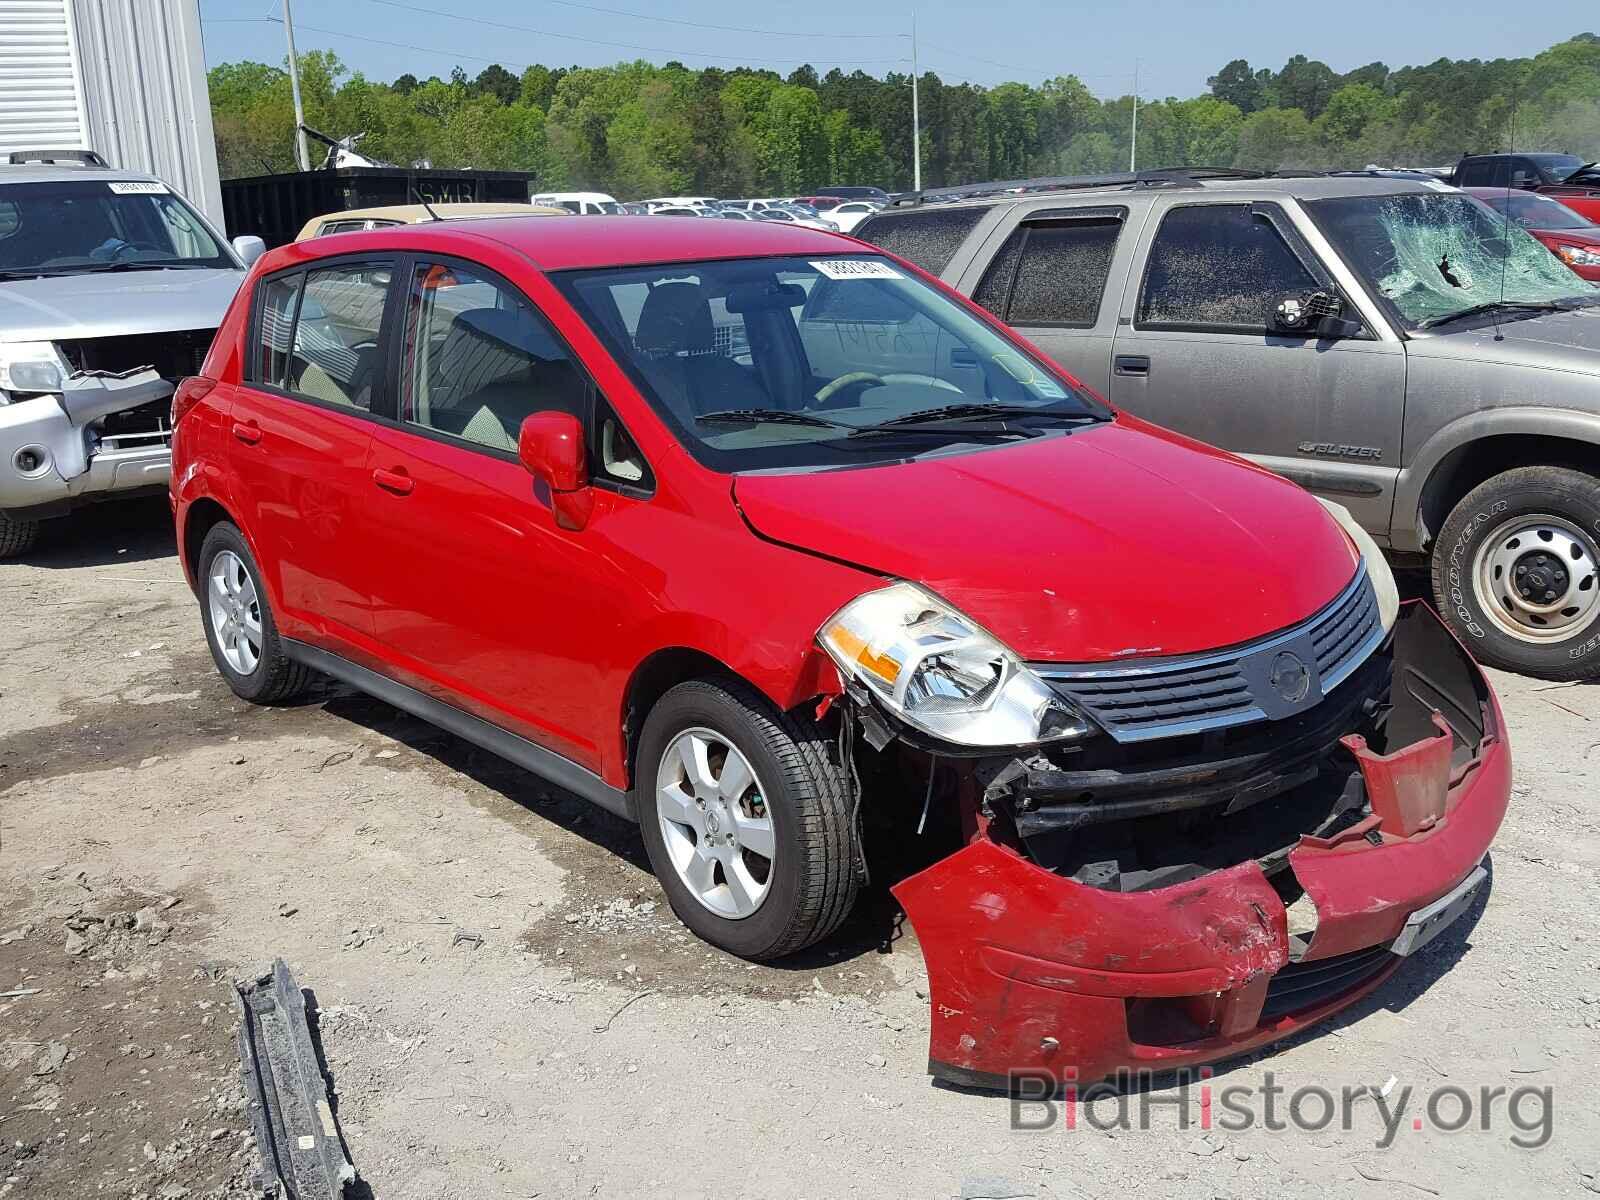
xmin=231 ymin=420 xmax=262 ymax=444
xmin=372 ymin=467 xmax=414 ymax=496
xmin=1113 ymin=355 xmax=1151 ymax=377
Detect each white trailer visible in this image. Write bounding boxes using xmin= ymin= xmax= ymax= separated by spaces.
xmin=0 ymin=0 xmax=223 ymax=226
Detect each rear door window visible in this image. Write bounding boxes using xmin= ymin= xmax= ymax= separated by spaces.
xmin=288 ymin=263 xmax=393 ymax=410
xmin=852 ymin=206 xmax=992 ymax=275
xmin=1135 ymin=204 xmax=1318 ymax=333
xmin=972 ymin=216 xmax=1123 ymax=326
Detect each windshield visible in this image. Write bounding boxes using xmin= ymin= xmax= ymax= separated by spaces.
xmin=1477 ymin=191 xmax=1594 ymax=231
xmin=557 ymin=253 xmax=1108 ymax=471
xmin=0 ymin=179 xmax=232 ymax=276
xmin=1311 ymin=192 xmax=1596 ymax=328
xmin=1531 ymin=154 xmax=1585 ymax=177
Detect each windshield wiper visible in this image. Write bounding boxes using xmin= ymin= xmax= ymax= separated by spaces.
xmin=1419 ymin=300 xmax=1576 ymax=330
xmin=50 ymin=260 xmax=212 ymax=276
xmin=875 ymin=401 xmax=1100 ymax=427
xmin=697 ymin=408 xmax=857 ymax=430
xmin=695 ymin=406 xmax=1034 ymax=442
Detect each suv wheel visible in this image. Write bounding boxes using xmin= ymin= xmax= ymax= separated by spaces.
xmin=635 ymin=679 xmax=858 ymax=960
xmin=0 ymin=511 xmax=39 ymax=559
xmin=1432 ymin=466 xmax=1600 ymax=680
xmin=198 ymin=523 xmax=315 ymax=703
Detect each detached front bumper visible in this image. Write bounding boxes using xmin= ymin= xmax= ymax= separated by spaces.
xmin=891 ymin=602 xmax=1509 ymax=1089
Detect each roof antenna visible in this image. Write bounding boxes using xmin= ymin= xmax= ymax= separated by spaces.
xmin=1493 ymin=86 xmax=1518 ymax=343
xmin=411 ymin=186 xmax=442 ymax=223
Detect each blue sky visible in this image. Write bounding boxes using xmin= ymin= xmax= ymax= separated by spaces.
xmin=198 ymin=0 xmax=1598 ymax=100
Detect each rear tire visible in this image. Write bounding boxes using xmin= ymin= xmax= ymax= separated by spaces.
xmin=635 ymin=678 xmax=859 ymax=960
xmin=197 ymin=522 xmax=315 ymax=703
xmin=0 ymin=511 xmax=39 ymax=559
xmin=1432 ymin=466 xmax=1600 ymax=680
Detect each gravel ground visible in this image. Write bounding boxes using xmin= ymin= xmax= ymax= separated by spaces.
xmin=3 ymin=499 xmax=1599 ymax=1200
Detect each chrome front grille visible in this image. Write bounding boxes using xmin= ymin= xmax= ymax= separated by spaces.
xmin=1035 ymin=569 xmax=1385 ymax=744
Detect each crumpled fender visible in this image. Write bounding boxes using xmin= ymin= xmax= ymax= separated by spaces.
xmin=892 ymin=839 xmax=1289 ymax=1086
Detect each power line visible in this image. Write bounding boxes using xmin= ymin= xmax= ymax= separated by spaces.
xmin=370 ymin=0 xmax=901 ymax=41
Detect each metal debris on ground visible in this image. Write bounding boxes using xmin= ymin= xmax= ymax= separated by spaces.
xmin=235 ymin=959 xmax=358 ymax=1199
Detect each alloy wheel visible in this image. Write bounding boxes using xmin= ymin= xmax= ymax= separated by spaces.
xmin=655 ymin=727 xmax=776 ymax=919
xmin=208 ymin=549 xmax=263 ymax=675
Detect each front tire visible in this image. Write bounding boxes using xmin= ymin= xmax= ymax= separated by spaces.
xmin=0 ymin=511 xmax=39 ymax=559
xmin=198 ymin=522 xmax=314 ymax=704
xmin=635 ymin=679 xmax=859 ymax=960
xmin=1432 ymin=466 xmax=1600 ymax=680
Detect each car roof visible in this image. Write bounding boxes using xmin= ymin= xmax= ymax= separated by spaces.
xmin=270 ymin=214 xmax=862 ymax=273
xmin=879 ymin=173 xmax=1450 ymax=218
xmin=0 ymin=164 xmax=162 ymax=186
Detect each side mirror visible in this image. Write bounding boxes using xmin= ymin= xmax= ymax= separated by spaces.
xmin=518 ymin=411 xmax=593 ymax=530
xmin=1272 ymin=290 xmax=1345 ymax=334
xmin=232 ymin=235 xmax=266 ymax=267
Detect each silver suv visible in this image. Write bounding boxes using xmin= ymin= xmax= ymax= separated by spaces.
xmin=0 ymin=153 xmax=262 ymax=558
xmin=855 ymin=173 xmax=1600 ymax=680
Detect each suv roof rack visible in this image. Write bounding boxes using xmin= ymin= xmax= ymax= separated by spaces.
xmin=887 ymin=166 xmax=1325 ymax=208
xmin=5 ymin=148 xmax=109 ymax=168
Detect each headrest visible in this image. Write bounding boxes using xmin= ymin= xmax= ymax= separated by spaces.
xmin=635 ymin=282 xmax=714 ymax=356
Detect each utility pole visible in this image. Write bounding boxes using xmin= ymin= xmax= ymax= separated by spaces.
xmin=1129 ymin=59 xmax=1139 ymax=172
xmin=283 ymin=0 xmax=310 ymax=171
xmin=910 ymin=11 xmax=921 ymax=193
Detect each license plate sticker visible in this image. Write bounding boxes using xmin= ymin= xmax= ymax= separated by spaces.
xmin=1391 ymin=864 xmax=1487 ymax=957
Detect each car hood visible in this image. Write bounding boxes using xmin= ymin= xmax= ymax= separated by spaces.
xmin=0 ymin=267 xmax=244 ymax=342
xmin=1408 ymin=303 xmax=1600 ymax=373
xmin=1531 ymin=226 xmax=1600 ymax=249
xmin=731 ymin=419 xmax=1360 ymax=663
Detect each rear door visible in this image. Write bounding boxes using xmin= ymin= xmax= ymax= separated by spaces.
xmin=1108 ymin=198 xmax=1405 ymax=534
xmin=954 ymin=205 xmax=1143 ymax=397
xmin=228 ymin=257 xmax=399 ymax=647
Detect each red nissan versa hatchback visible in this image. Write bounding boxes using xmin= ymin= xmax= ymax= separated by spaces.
xmin=171 ymin=216 xmax=1510 ymax=1088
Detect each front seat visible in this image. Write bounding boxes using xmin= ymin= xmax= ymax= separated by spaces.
xmin=633 ymin=282 xmax=763 ymax=419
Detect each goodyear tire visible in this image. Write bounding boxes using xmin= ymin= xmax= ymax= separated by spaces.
xmin=1432 ymin=466 xmax=1600 ymax=681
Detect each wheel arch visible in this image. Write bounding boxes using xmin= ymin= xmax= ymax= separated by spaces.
xmin=618 ymin=643 xmax=841 ymax=792
xmin=1402 ymin=412 xmax=1600 ymax=552
xmin=180 ymin=496 xmax=238 ymax=590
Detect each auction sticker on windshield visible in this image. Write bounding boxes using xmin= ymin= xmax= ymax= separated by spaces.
xmin=108 ymin=181 xmax=168 ymax=195
xmin=810 ymin=259 xmax=903 ymax=280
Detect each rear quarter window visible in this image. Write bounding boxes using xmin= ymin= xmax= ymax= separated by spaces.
xmin=852 ymin=206 xmax=992 ymax=276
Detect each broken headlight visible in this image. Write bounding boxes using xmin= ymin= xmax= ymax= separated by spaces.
xmin=0 ymin=341 xmax=65 ymax=396
xmin=1318 ymin=499 xmax=1400 ymax=633
xmin=819 ymin=582 xmax=1093 ymax=747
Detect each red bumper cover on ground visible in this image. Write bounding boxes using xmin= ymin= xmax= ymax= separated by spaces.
xmin=892 ymin=603 xmax=1510 ymax=1089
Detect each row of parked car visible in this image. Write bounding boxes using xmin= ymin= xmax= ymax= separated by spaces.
xmin=532 ymin=189 xmax=890 ymax=233
xmin=0 ymin=145 xmax=1553 ymax=1087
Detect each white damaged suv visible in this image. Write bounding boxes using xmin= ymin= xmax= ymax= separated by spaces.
xmin=0 ymin=152 xmax=262 ymax=557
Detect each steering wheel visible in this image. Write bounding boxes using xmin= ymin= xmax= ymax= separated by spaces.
xmin=814 ymin=371 xmax=963 ymax=404
xmin=109 ymin=240 xmax=167 ymax=260
xmin=814 ymin=371 xmax=884 ymax=403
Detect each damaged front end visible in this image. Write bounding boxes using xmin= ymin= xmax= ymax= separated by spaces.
xmin=0 ymin=331 xmax=214 ymax=516
xmin=863 ymin=601 xmax=1507 ymax=1089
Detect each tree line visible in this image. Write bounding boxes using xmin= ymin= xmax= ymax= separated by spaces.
xmin=207 ymin=34 xmax=1600 ymax=196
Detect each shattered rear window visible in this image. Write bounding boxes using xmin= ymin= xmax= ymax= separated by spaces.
xmin=852 ymin=206 xmax=992 ymax=276
xmin=1312 ymin=192 xmax=1594 ymax=327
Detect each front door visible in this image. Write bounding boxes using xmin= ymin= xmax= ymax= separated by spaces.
xmin=1108 ymin=199 xmax=1405 ymax=534
xmin=227 ymin=257 xmax=397 ymax=647
xmin=360 ymin=257 xmax=618 ymax=769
